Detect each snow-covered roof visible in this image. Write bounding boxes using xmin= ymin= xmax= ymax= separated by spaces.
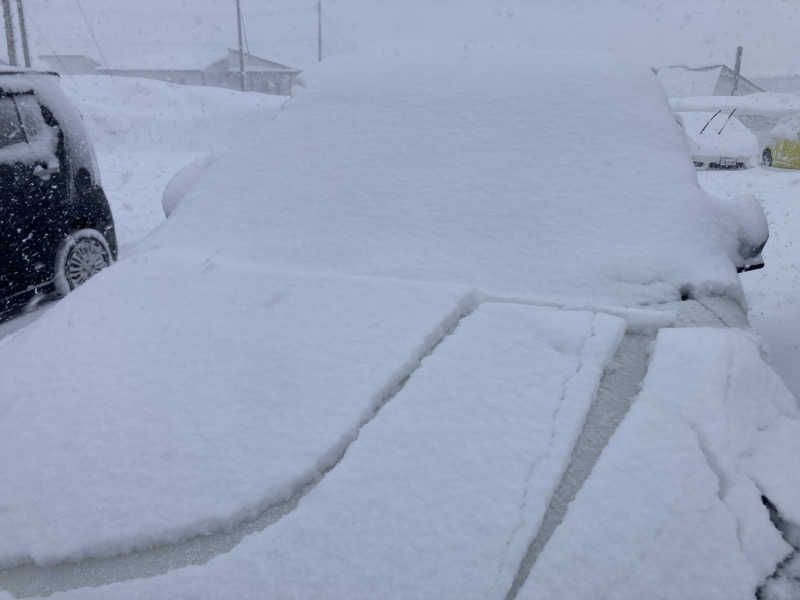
xmin=658 ymin=65 xmax=725 ymax=97
xmin=657 ymin=64 xmax=764 ymax=97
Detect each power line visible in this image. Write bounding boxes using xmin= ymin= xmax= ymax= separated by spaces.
xmin=73 ymin=0 xmax=108 ymax=66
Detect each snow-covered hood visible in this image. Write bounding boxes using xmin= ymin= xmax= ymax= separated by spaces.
xmin=158 ymin=47 xmax=747 ymax=308
xmin=678 ymin=111 xmax=759 ymax=161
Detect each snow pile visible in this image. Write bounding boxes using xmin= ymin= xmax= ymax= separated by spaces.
xmin=705 ymin=192 xmax=769 ymax=265
xmin=770 ymin=114 xmax=800 ymax=141
xmin=161 ymin=154 xmax=217 ymax=217
xmin=38 ymin=304 xmax=625 ymax=599
xmin=149 ymin=47 xmax=745 ymax=308
xmin=59 ymin=76 xmax=286 ymax=247
xmin=519 ymin=327 xmax=800 ymax=600
xmin=699 ymin=168 xmax=800 ymax=397
xmin=678 ymin=111 xmax=759 ymax=163
xmin=0 ymin=251 xmax=475 ymax=567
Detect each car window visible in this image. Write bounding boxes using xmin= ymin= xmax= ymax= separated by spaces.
xmin=14 ymin=94 xmax=47 ymax=140
xmin=0 ymin=96 xmax=25 ymax=149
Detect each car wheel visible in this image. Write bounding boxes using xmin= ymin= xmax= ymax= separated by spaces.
xmin=762 ymin=149 xmax=773 ymax=167
xmin=54 ymin=229 xmax=112 ymax=297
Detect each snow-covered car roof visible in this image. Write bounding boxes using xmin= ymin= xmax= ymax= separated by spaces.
xmin=677 ymin=111 xmax=759 ymax=161
xmin=157 ymin=47 xmax=745 ymax=308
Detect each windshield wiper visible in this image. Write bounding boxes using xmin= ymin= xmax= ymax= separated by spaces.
xmin=717 ymin=108 xmax=737 ymax=135
xmin=699 ymin=109 xmax=722 ymax=135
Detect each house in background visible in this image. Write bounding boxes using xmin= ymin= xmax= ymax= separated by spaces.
xmin=656 ymin=64 xmax=764 ymax=97
xmin=39 ymin=54 xmax=102 ymax=75
xmin=36 ymin=49 xmax=300 ymax=96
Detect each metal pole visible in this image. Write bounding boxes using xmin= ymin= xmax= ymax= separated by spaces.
xmin=317 ymin=0 xmax=322 ymax=62
xmin=235 ymin=0 xmax=246 ymax=91
xmin=15 ymin=0 xmax=29 ymax=68
xmin=1 ymin=0 xmax=16 ymax=66
xmin=731 ymin=46 xmax=743 ymax=96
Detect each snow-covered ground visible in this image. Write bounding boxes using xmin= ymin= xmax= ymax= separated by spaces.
xmin=700 ymin=167 xmax=800 ymax=398
xmin=60 ymin=76 xmax=286 ymax=249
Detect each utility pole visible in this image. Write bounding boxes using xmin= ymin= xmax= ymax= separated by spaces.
xmin=15 ymin=0 xmax=30 ymax=68
xmin=1 ymin=0 xmax=16 ymax=66
xmin=731 ymin=45 xmax=743 ymax=96
xmin=235 ymin=0 xmax=246 ymax=91
xmin=317 ymin=0 xmax=322 ymax=62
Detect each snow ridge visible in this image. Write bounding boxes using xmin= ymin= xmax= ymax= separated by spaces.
xmin=495 ymin=314 xmax=598 ymax=588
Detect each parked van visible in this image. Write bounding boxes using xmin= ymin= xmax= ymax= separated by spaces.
xmin=0 ymin=70 xmax=116 ymax=319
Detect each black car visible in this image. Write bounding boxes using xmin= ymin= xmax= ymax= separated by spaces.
xmin=0 ymin=70 xmax=117 ymax=319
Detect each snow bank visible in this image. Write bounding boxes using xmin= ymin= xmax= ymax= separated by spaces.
xmin=161 ymin=154 xmax=216 ymax=217
xmin=40 ymin=304 xmax=625 ymax=599
xmin=519 ymin=327 xmax=800 ymax=600
xmin=770 ymin=114 xmax=800 ymax=141
xmin=60 ymin=76 xmax=286 ymax=247
xmin=151 ymin=47 xmax=745 ymax=307
xmin=0 ymin=252 xmax=475 ymax=567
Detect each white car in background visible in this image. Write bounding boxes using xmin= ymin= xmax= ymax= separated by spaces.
xmin=678 ymin=110 xmax=759 ymax=169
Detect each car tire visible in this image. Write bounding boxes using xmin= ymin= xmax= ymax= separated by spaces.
xmin=762 ymin=149 xmax=773 ymax=167
xmin=53 ymin=229 xmax=113 ymax=297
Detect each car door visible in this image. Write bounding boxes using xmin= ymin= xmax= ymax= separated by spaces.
xmin=0 ymin=92 xmax=67 ymax=299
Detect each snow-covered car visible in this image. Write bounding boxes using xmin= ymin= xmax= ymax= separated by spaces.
xmin=0 ymin=48 xmax=795 ymax=600
xmin=677 ymin=110 xmax=759 ymax=169
xmin=762 ymin=113 xmax=800 ymax=169
xmin=0 ymin=70 xmax=117 ymax=319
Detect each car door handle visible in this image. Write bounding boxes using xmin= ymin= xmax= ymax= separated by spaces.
xmin=33 ymin=162 xmax=59 ymax=181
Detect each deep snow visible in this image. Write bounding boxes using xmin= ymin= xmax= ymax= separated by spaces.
xmin=59 ymin=76 xmax=286 ymax=249
xmin=22 ymin=304 xmax=626 ymax=599
xmin=520 ymin=327 xmax=800 ymax=600
xmin=142 ymin=48 xmax=749 ymax=308
xmin=0 ymin=257 xmax=475 ymax=567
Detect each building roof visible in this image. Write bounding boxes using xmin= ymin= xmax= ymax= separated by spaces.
xmin=34 ymin=48 xmax=299 ymax=75
xmin=656 ymin=64 xmax=764 ymax=97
